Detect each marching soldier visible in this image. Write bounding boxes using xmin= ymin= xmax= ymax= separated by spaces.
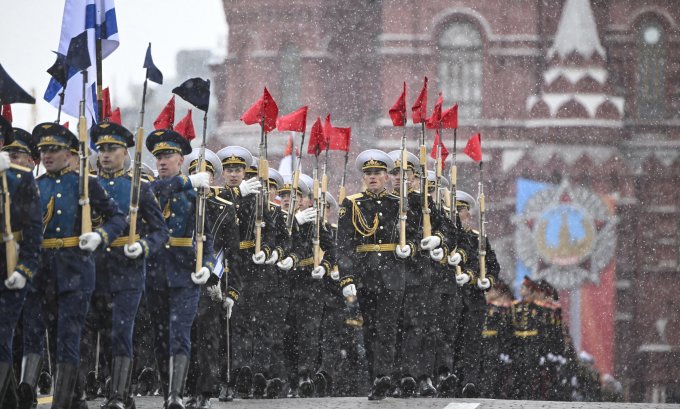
xmin=386 ymin=151 xmax=448 ymax=398
xmin=479 ymin=280 xmax=514 ymax=399
xmin=511 ymin=276 xmax=545 ymax=400
xmin=0 ymin=117 xmax=42 ymax=404
xmin=145 ymin=128 xmax=216 ymax=409
xmin=182 ymin=148 xmax=241 ymax=409
xmin=450 ymin=189 xmax=499 ymax=398
xmin=2 ymin=126 xmax=39 ymax=170
xmin=277 ymin=173 xmax=337 ymax=397
xmin=25 ymin=122 xmax=126 ymax=408
xmin=336 ymin=149 xmax=418 ymax=400
xmin=85 ymin=122 xmax=169 ymax=409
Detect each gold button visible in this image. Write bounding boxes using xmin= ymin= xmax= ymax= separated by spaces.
xmin=380 ymin=226 xmax=383 ymax=230
xmin=56 ymin=227 xmax=61 ymax=232
xmin=56 ymin=193 xmax=62 ymax=198
xmin=169 ymin=229 xmax=174 ymax=234
xmin=171 ymin=213 xmax=175 ymax=218
xmin=377 ymin=201 xmax=381 ymax=204
xmin=379 ymin=212 xmax=383 ymax=216
xmin=373 ymin=244 xmax=380 ymax=251
xmin=56 ymin=179 xmax=61 ymax=184
xmin=220 ymin=206 xmax=224 ymax=209
xmin=378 ymin=240 xmax=382 ymax=244
xmin=165 ymin=244 xmax=170 ymax=249
xmin=17 ymin=174 xmax=21 ymax=179
xmin=106 ymin=247 xmax=111 ymax=252
xmin=377 ymin=252 xmax=382 ymax=256
xmin=56 ymin=239 xmax=64 ymax=248
xmin=57 ymin=210 xmax=62 ymax=215
xmin=109 ymin=181 xmax=115 ymax=186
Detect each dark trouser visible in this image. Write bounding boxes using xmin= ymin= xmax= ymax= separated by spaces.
xmin=42 ymin=290 xmax=91 ymax=366
xmin=0 ymin=288 xmax=27 ymax=362
xmin=21 ymin=290 xmax=46 ymax=357
xmin=80 ymin=293 xmax=112 ymax=386
xmin=287 ymin=282 xmax=324 ymax=377
xmin=453 ymin=291 xmax=485 ymax=385
xmin=318 ymin=291 xmax=345 ymax=382
xmin=358 ymin=285 xmax=403 ymax=379
xmin=512 ymin=343 xmax=540 ymax=400
xmin=251 ymin=291 xmax=288 ymax=378
xmin=187 ymin=286 xmax=223 ymax=396
xmin=434 ymin=291 xmax=462 ymax=374
xmin=398 ymin=285 xmax=437 ymax=378
xmin=147 ymin=286 xmax=200 ymax=359
xmin=132 ymin=295 xmax=156 ymax=377
xmin=479 ymin=339 xmax=501 ymax=398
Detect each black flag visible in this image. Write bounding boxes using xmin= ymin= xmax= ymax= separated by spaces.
xmin=143 ymin=43 xmax=163 ymax=85
xmin=172 ymin=78 xmax=210 ymax=112
xmin=66 ymin=31 xmax=91 ymax=72
xmin=47 ymin=51 xmax=68 ymax=87
xmin=0 ymin=64 xmax=35 ymax=104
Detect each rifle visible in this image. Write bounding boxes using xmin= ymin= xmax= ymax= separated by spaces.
xmin=194 ymin=109 xmax=209 ymax=271
xmin=477 ymin=134 xmax=486 ymax=281
xmin=434 ymin=124 xmax=443 ymax=212
xmin=450 ymin=128 xmax=462 ymax=276
xmin=78 ymin=69 xmax=92 ymax=235
xmin=255 ymin=118 xmax=269 ymax=253
xmin=311 ymin=154 xmax=321 ymax=268
xmin=338 ymin=149 xmax=349 ymax=204
xmin=418 ymin=122 xmax=431 ymax=237
xmin=1 ymin=172 xmax=16 ymax=278
xmin=286 ymin=131 xmax=306 ymax=234
xmin=398 ymin=121 xmax=408 ymax=248
xmin=127 ymin=77 xmax=148 ymax=246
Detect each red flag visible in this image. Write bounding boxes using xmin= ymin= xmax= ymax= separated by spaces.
xmin=62 ymin=121 xmax=69 ymax=129
xmin=441 ymin=104 xmax=458 ymax=129
xmin=389 ymin=82 xmax=407 ymax=126
xmin=284 ymin=134 xmax=294 ymax=156
xmin=109 ymin=107 xmax=122 ymax=125
xmin=154 ymin=96 xmax=175 ymax=130
xmin=307 ymin=117 xmax=326 ymax=155
xmin=464 ymin=133 xmax=482 ymax=162
xmin=329 ymin=127 xmax=351 ymax=152
xmin=240 ymin=87 xmax=279 ymax=132
xmin=174 ymin=110 xmax=195 ymax=141
xmin=411 ymin=77 xmax=428 ymax=124
xmin=1 ymin=105 xmax=12 ymax=123
xmin=276 ymin=106 xmax=307 ymax=133
xmin=426 ymin=92 xmax=443 ymax=129
xmin=102 ymin=87 xmax=112 ymax=121
xmin=431 ymin=129 xmax=449 ymax=164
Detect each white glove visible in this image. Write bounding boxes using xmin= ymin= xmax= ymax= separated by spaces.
xmin=123 ymin=242 xmax=143 ymax=259
xmin=4 ymin=271 xmax=26 ymax=290
xmin=276 ymin=257 xmax=294 ymax=271
xmin=448 ymin=252 xmax=462 ymax=266
xmin=420 ymin=235 xmax=441 ymax=250
xmin=191 ymin=267 xmax=210 ymax=285
xmin=79 ymin=232 xmax=102 ymax=252
xmin=294 ymin=207 xmax=317 ymax=225
xmin=0 ymin=152 xmax=10 ymax=172
xmin=456 ymin=272 xmax=470 ymax=286
xmin=477 ymin=277 xmax=491 ymax=290
xmin=342 ymin=283 xmax=357 ymax=298
xmin=252 ymin=251 xmax=266 ymax=264
xmin=189 ymin=172 xmax=210 ymax=188
xmin=265 ymin=249 xmax=279 ymax=265
xmin=395 ymin=244 xmax=411 ymax=259
xmin=330 ymin=269 xmax=340 ymax=281
xmin=311 ymin=265 xmax=326 ymax=279
xmin=223 ymin=297 xmax=234 ymax=319
xmin=206 ymin=284 xmax=223 ymax=302
xmin=429 ymin=248 xmax=444 ymax=262
xmin=239 ymin=177 xmax=261 ymax=197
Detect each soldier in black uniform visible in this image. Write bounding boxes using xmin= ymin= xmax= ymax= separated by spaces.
xmin=450 ymin=189 xmax=499 ymax=398
xmin=28 ymin=122 xmax=126 ymax=408
xmin=0 ymin=117 xmax=42 ymax=404
xmin=276 ymin=172 xmax=337 ymax=397
xmin=145 ymin=129 xmax=216 ymax=409
xmin=182 ymin=148 xmax=241 ymax=409
xmin=336 ymin=149 xmax=418 ymax=400
xmin=386 ymin=151 xmax=450 ymax=398
xmin=479 ymin=280 xmax=514 ymax=399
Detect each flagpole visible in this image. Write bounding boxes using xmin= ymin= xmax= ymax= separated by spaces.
xmin=450 ymin=127 xmax=462 ymax=277
xmin=477 ymin=133 xmax=486 ymax=281
xmin=312 ymin=151 xmax=321 ymax=268
xmin=435 ymin=120 xmax=443 ymax=212
xmin=127 ymin=77 xmax=148 ymax=247
xmin=338 ymin=150 xmax=349 ymax=204
xmin=96 ymin=35 xmax=103 ymax=122
xmin=419 ymin=121 xmax=432 ymax=237
xmin=194 ymin=108 xmax=209 ymax=272
xmin=287 ymin=131 xmax=305 ymax=234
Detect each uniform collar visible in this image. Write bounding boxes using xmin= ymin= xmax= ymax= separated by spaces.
xmin=364 ymin=189 xmax=388 ymax=199
xmin=46 ymin=166 xmax=72 ymax=178
xmin=99 ymin=168 xmax=127 ymax=179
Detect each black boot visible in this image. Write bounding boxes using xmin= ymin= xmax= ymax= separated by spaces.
xmin=313 ymin=372 xmax=327 ymax=397
xmin=462 ymin=382 xmax=478 ymax=398
xmin=265 ymin=377 xmax=282 ymax=399
xmin=217 ymin=383 xmax=233 ymax=402
xmin=196 ymin=393 xmax=211 ymax=409
xmin=418 ymin=376 xmax=436 ymax=397
xmin=17 ymin=354 xmax=41 ymax=409
xmin=235 ymin=366 xmax=252 ymax=399
xmin=252 ymin=373 xmax=266 ymax=398
xmin=437 ymin=371 xmax=458 ymax=397
xmin=367 ymin=376 xmax=391 ymax=401
xmin=136 ymin=367 xmax=155 ymax=396
xmin=52 ymin=363 xmax=78 ymax=409
xmin=0 ymin=362 xmax=12 ymax=406
xmin=399 ymin=376 xmax=416 ymax=398
xmin=103 ymin=357 xmax=132 ymax=409
xmin=298 ymin=374 xmax=313 ymax=398
xmin=166 ymin=355 xmax=190 ymax=409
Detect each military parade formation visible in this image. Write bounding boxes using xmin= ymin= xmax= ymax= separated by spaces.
xmin=0 ymin=28 xmax=609 ymax=409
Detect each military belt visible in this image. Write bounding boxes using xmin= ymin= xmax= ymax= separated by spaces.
xmin=239 ymin=240 xmax=255 ymax=250
xmin=168 ymin=237 xmax=193 ymax=247
xmin=42 ymin=236 xmax=80 ymax=249
xmin=298 ymin=257 xmax=314 ymax=267
xmin=356 ymin=243 xmax=397 ymax=253
xmin=513 ymin=330 xmax=538 ymax=338
xmin=110 ymin=235 xmax=141 ymax=248
xmin=482 ymin=330 xmax=498 ymax=338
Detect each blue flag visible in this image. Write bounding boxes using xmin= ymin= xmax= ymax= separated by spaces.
xmin=144 ymin=43 xmax=163 ymax=85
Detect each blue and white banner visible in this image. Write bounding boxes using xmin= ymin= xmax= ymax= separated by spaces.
xmin=44 ymin=0 xmax=119 ymax=125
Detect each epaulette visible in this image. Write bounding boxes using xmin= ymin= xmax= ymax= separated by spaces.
xmin=212 ymin=195 xmax=233 ymax=206
xmin=331 ymin=223 xmax=338 ymax=229
xmin=210 ymin=186 xmax=223 ymax=196
xmin=512 ymin=299 xmax=521 ymax=305
xmin=88 ymin=174 xmax=99 ymax=179
xmin=9 ymin=163 xmax=32 ymax=173
xmin=387 ymin=192 xmax=400 ymax=199
xmin=269 ymin=201 xmax=280 ymax=208
xmin=471 ymin=229 xmax=480 ymax=235
xmin=346 ymin=193 xmax=363 ymax=201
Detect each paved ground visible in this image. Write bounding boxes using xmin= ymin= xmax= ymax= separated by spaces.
xmin=36 ymin=396 xmax=680 ymax=409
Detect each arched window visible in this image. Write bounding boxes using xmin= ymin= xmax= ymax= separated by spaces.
xmin=279 ymin=44 xmax=301 ymax=114
xmin=636 ymin=20 xmax=666 ymax=119
xmin=438 ymin=22 xmax=483 ymax=119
